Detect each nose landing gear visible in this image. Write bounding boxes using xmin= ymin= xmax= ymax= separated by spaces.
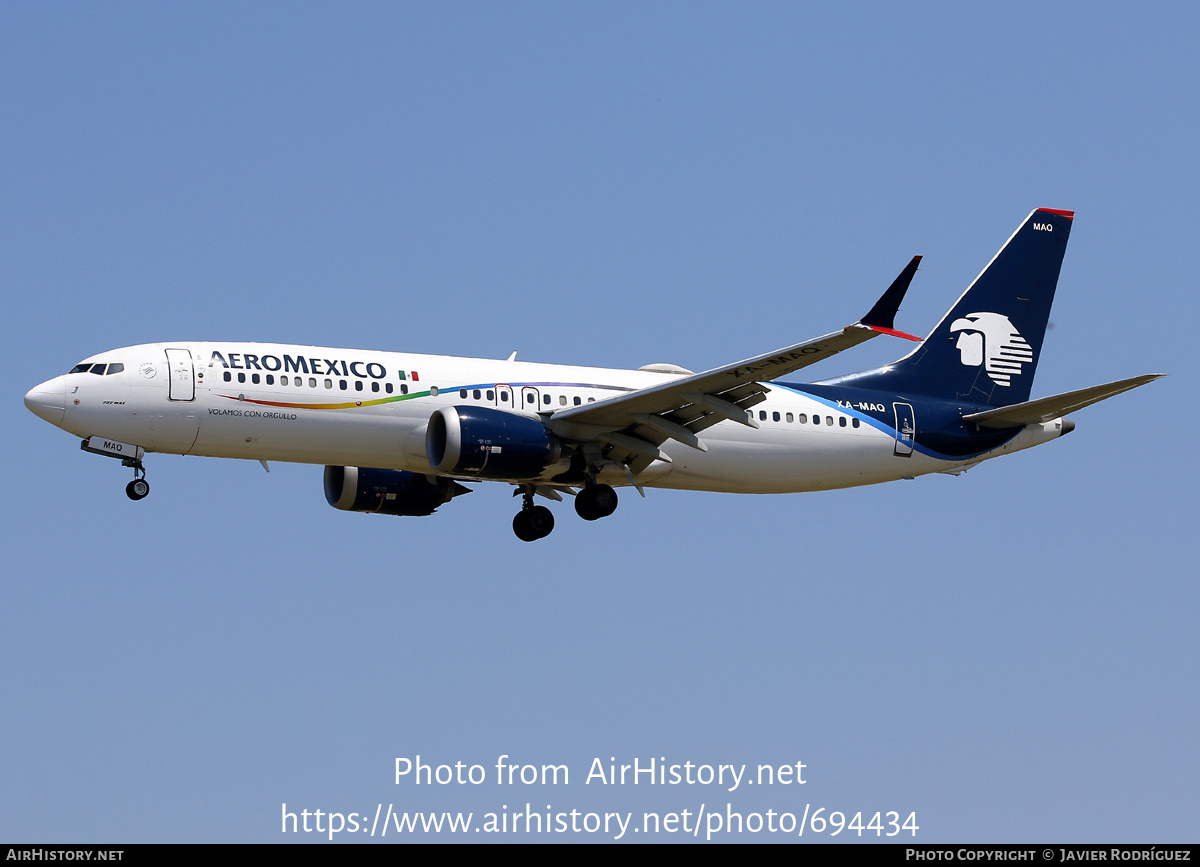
xmin=123 ymin=457 xmax=149 ymax=501
xmin=79 ymin=437 xmax=151 ymax=501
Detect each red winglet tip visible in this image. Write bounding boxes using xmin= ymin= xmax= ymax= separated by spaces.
xmin=867 ymin=325 xmax=922 ymax=342
xmin=1038 ymin=208 xmax=1074 ymax=220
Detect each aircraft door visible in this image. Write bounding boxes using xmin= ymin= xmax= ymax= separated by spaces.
xmin=521 ymin=386 xmax=541 ymax=412
xmin=165 ymin=348 xmax=196 ymax=401
xmin=495 ymin=385 xmax=513 ymax=408
xmin=892 ymin=402 xmax=915 ymax=457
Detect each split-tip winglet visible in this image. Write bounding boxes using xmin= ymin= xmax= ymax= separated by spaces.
xmin=857 ymin=255 xmax=923 ymax=340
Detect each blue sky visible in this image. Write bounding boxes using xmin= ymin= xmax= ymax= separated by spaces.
xmin=2 ymin=3 xmax=1196 ymax=842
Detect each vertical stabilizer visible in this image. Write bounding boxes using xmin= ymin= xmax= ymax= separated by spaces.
xmin=832 ymin=208 xmax=1074 ymax=406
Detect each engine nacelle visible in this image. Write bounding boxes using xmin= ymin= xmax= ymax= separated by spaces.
xmin=426 ymin=405 xmax=561 ymax=480
xmin=323 ymin=466 xmax=467 ymax=516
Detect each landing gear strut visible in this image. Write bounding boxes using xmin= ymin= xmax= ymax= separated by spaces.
xmin=512 ymin=485 xmax=554 ymax=542
xmin=123 ymin=457 xmax=149 ymax=501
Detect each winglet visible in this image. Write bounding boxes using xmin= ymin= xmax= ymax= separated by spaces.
xmin=857 ymin=255 xmax=923 ymax=341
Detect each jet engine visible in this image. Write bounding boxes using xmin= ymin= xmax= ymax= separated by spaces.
xmin=426 ymin=406 xmax=561 ymax=480
xmin=323 ymin=466 xmax=470 ymax=516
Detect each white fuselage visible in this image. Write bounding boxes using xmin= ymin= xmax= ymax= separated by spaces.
xmin=26 ymin=342 xmax=1062 ymax=494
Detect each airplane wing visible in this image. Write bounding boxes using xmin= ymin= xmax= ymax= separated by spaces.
xmin=961 ymin=374 xmax=1165 ymax=428
xmin=547 ymin=257 xmax=923 ymax=472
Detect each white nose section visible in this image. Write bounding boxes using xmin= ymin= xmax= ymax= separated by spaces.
xmin=24 ymin=378 xmax=66 ymax=425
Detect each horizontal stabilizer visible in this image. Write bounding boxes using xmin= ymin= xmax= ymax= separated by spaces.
xmin=961 ymin=374 xmax=1165 ymax=428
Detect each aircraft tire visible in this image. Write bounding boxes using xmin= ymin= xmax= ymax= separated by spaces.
xmin=126 ymin=479 xmax=150 ymax=501
xmin=513 ymin=510 xmax=540 ymax=542
xmin=574 ymin=484 xmax=617 ymax=521
xmin=527 ymin=505 xmax=554 ymax=538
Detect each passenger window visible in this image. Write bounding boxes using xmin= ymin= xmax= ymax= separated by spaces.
xmin=324 ymin=379 xmax=332 ymax=389
xmin=559 ymin=395 xmax=567 ymax=406
xmin=431 ymin=386 xmax=440 ymax=397
xmin=266 ymin=374 xmax=274 ymax=385
xmin=759 ymin=411 xmax=767 ymax=421
xmin=339 ymin=380 xmax=347 ymax=390
xmin=772 ymin=411 xmax=780 ymax=422
xmin=486 ymin=389 xmax=493 ymax=400
xmin=573 ymin=396 xmax=581 ymax=406
xmin=309 ymin=378 xmax=317 ymax=388
xmin=386 ymin=383 xmax=393 ymax=394
xmin=402 ymin=384 xmax=409 ymax=395
xmin=852 ymin=418 xmax=860 ymax=428
xmin=90 ymin=364 xmax=106 ymax=375
xmin=839 ymin=417 xmax=846 ymax=427
xmin=371 ymin=382 xmax=379 ymax=392
xmin=500 ymin=391 xmax=507 ymax=401
xmin=252 ymin=373 xmax=260 ymax=384
xmin=543 ymin=394 xmax=551 ymax=404
xmin=587 ymin=397 xmax=595 ymax=403
xmin=798 ymin=413 xmax=806 ymax=424
xmin=355 ymin=380 xmax=363 ymax=391
xmin=223 ymin=371 xmax=231 ymax=382
xmin=825 ymin=416 xmax=833 ymax=425
xmin=473 ymin=389 xmax=481 ymax=400
xmin=786 ymin=413 xmax=793 ymax=423
xmin=237 ymin=372 xmax=246 ymax=383
xmin=460 ymin=389 xmax=468 ymax=398
xmin=106 ymin=363 xmax=124 ymax=375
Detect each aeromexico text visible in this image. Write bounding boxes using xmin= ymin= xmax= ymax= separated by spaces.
xmin=209 ymin=351 xmax=391 ymax=380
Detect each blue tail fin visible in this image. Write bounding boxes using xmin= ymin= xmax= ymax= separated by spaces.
xmin=831 ymin=208 xmax=1074 ymax=406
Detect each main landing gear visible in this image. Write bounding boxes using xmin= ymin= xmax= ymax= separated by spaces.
xmin=511 ymin=477 xmax=621 ymax=541
xmin=513 ymin=486 xmax=555 ymax=542
xmin=123 ymin=457 xmax=150 ymax=501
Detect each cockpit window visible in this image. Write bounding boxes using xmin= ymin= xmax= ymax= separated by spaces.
xmin=89 ymin=364 xmax=107 ymax=375
xmin=69 ymin=363 xmax=92 ymax=374
xmin=106 ymin=362 xmax=124 ymax=375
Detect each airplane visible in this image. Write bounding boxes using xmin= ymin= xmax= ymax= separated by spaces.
xmin=24 ymin=208 xmax=1163 ymax=541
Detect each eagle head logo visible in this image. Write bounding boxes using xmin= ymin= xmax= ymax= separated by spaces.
xmin=949 ymin=312 xmax=1033 ymax=386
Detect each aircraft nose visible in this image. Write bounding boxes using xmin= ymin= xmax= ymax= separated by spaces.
xmin=24 ymin=377 xmax=66 ymax=425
